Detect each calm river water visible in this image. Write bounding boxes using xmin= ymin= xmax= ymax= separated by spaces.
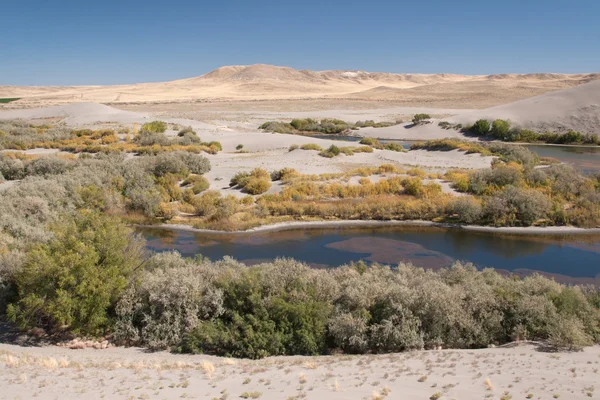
xmin=138 ymin=226 xmax=600 ymax=284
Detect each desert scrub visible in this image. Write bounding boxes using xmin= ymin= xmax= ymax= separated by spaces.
xmin=107 ymin=254 xmax=600 ymax=357
xmin=464 ymin=118 xmax=599 ymax=145
xmin=411 ymin=139 xmax=491 ymax=156
xmin=319 ymin=145 xmax=341 ymax=158
xmin=384 ymin=142 xmax=406 ymax=152
xmin=182 ymin=175 xmax=210 ymax=194
xmin=412 ymin=113 xmax=431 ymax=125
xmin=141 ymin=121 xmax=167 ymax=133
xmin=300 ymin=143 xmax=323 ymax=151
xmin=260 ymin=118 xmax=399 ymax=135
xmin=230 ymin=168 xmax=271 ymax=195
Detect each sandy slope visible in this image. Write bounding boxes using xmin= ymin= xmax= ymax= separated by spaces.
xmin=1 ymin=342 xmax=599 ymax=400
xmin=448 ymin=79 xmax=600 ymax=133
xmin=2 ymin=64 xmax=598 ymax=108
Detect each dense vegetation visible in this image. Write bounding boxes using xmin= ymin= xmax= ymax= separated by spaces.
xmin=3 ymin=236 xmax=600 ymax=356
xmin=445 ymin=118 xmax=600 ymax=145
xmin=1 ymin=119 xmax=600 ymax=358
xmin=259 ymin=118 xmax=398 ymax=135
xmin=0 ymin=120 xmax=221 ymax=154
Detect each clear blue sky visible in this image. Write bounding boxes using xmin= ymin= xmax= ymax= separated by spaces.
xmin=2 ymin=0 xmax=599 ymax=85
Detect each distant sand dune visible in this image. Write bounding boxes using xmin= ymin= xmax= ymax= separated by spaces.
xmin=2 ymin=64 xmax=598 ymax=108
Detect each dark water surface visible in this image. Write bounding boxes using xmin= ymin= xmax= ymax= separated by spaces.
xmin=523 ymin=144 xmax=600 ymax=173
xmin=138 ymin=226 xmax=600 ymax=284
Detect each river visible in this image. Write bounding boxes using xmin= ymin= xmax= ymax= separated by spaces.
xmin=138 ymin=226 xmax=600 ymax=285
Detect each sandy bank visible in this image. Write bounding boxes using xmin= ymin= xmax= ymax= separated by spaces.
xmin=140 ymin=220 xmax=600 ymax=236
xmin=1 ymin=341 xmax=598 ymax=400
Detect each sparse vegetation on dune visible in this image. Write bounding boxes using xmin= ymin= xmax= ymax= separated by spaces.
xmin=438 ymin=118 xmax=600 ymax=145
xmin=259 ymin=118 xmax=399 ymax=135
xmin=0 ymin=98 xmax=21 ymax=104
xmin=0 ymin=120 xmax=221 ymax=155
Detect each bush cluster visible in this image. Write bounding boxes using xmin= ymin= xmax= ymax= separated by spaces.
xmin=0 ymin=120 xmax=220 ymax=155
xmin=141 ymin=121 xmax=167 ymax=134
xmin=230 ymin=168 xmax=272 ymax=195
xmin=465 ymin=119 xmax=599 ymax=145
xmin=359 ymin=138 xmax=406 ymax=152
xmin=412 ymin=114 xmax=432 ymax=125
xmin=260 ymin=118 xmax=399 ymax=135
xmin=112 ymin=253 xmax=600 ymax=357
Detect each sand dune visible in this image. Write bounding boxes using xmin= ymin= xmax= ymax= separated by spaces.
xmin=2 ymin=64 xmax=598 ymax=108
xmin=448 ymin=79 xmax=600 ymax=133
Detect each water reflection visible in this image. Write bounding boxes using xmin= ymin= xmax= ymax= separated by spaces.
xmin=138 ymin=226 xmax=600 ymax=283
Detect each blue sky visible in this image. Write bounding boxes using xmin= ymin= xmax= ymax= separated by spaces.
xmin=2 ymin=0 xmax=599 ymax=85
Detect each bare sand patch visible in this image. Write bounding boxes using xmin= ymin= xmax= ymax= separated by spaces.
xmin=1 ymin=342 xmax=598 ymax=400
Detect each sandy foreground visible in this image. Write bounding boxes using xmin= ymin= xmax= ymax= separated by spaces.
xmin=1 ymin=342 xmax=599 ymax=400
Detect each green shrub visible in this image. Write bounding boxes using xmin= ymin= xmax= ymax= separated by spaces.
xmin=319 ymin=145 xmax=341 ymax=158
xmin=491 ymin=119 xmax=511 ymax=139
xmin=412 ymin=114 xmax=431 ymax=125
xmin=471 ymin=119 xmax=491 ymax=136
xmin=359 ymin=137 xmax=383 ymax=148
xmin=384 ymin=142 xmax=406 ymax=152
xmin=183 ymin=175 xmax=210 ymax=194
xmin=288 ymin=144 xmax=299 ymax=151
xmin=300 ymin=143 xmax=323 ymax=151
xmin=236 ymin=144 xmax=244 ymax=150
xmin=179 ymin=260 xmax=332 ymax=358
xmin=141 ymin=121 xmax=167 ymax=133
xmin=207 ymin=141 xmax=222 ymax=151
xmin=7 ymin=211 xmax=144 ymax=335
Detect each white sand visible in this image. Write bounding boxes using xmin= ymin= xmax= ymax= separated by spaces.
xmin=0 ymin=102 xmax=495 ymax=201
xmin=448 ymin=80 xmax=600 ymax=134
xmin=1 ymin=342 xmax=599 ymax=400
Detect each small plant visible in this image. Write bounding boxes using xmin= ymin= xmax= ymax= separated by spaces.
xmin=288 ymin=144 xmax=299 ymax=151
xmin=236 ymin=144 xmax=244 ymax=151
xmin=300 ymin=143 xmax=323 ymax=151
xmin=319 ymin=145 xmax=341 ymax=158
xmin=243 ymin=378 xmax=251 ymax=385
xmin=141 ymin=121 xmax=167 ymax=133
xmin=418 ymin=376 xmax=428 ymax=382
xmin=429 ymin=393 xmax=441 ymax=400
xmin=240 ymin=392 xmax=261 ymax=399
xmin=412 ymin=113 xmax=431 ymax=125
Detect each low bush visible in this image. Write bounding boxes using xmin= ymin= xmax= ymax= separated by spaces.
xmin=319 ymin=145 xmax=341 ymax=158
xmin=183 ymin=175 xmax=210 ymax=194
xmin=7 ymin=211 xmax=144 ymax=335
xmin=359 ymin=137 xmax=383 ymax=148
xmin=471 ymin=119 xmax=491 ymax=136
xmin=384 ymin=142 xmax=406 ymax=152
xmin=111 ymin=254 xmax=600 ymax=356
xmin=300 ymin=143 xmax=323 ymax=151
xmin=230 ymin=168 xmax=271 ymax=195
xmin=141 ymin=121 xmax=167 ymax=133
xmin=412 ymin=114 xmax=431 ymax=125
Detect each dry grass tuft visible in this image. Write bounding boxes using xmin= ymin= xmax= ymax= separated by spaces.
xmin=200 ymin=360 xmax=216 ymax=378
xmin=484 ymin=376 xmax=494 ymax=391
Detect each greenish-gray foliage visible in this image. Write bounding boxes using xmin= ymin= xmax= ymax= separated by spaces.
xmin=6 ymin=211 xmax=145 ymax=334
xmin=110 ymin=253 xmax=600 ymax=357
